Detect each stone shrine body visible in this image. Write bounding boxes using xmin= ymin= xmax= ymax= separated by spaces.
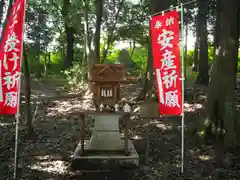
xmin=89 ymin=114 xmax=123 ymax=151
xmin=72 ymin=64 xmax=139 ymax=171
xmin=88 ymin=64 xmax=129 ymax=151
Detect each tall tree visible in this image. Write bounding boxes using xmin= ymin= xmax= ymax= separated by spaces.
xmin=145 ymin=0 xmax=177 ymax=98
xmin=23 ymin=45 xmax=34 ymax=138
xmin=25 ymin=0 xmax=56 ymax=77
xmin=94 ymin=0 xmax=103 ymax=63
xmin=192 ymin=10 xmax=200 ymax=72
xmin=101 ymin=0 xmax=125 ymax=63
xmin=139 ymin=0 xmax=177 ymax=99
xmin=183 ymin=8 xmax=194 ymax=79
xmin=62 ymin=0 xmax=75 ymax=68
xmin=83 ymin=0 xmax=90 ymax=67
xmin=212 ymin=0 xmax=220 ymax=68
xmin=205 ymin=0 xmax=239 ymax=146
xmin=196 ymin=0 xmax=209 ymax=85
xmin=0 ymin=0 xmax=5 ymax=25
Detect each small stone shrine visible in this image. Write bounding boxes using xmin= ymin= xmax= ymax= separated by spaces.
xmin=88 ymin=64 xmax=129 ymax=108
xmin=72 ymin=64 xmax=139 ymax=171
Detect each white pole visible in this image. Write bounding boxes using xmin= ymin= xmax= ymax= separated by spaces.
xmin=180 ymin=3 xmax=185 ymax=174
xmin=13 ymin=111 xmax=20 ymax=179
xmin=149 ymin=1 xmax=188 ymax=175
xmin=14 ymin=0 xmax=26 ymax=179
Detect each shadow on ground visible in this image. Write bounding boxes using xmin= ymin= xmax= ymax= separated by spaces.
xmin=1 ymin=83 xmax=240 ymax=180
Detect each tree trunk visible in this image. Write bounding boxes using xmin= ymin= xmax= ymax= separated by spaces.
xmin=0 ymin=0 xmax=5 ymax=25
xmin=83 ymin=0 xmax=89 ymax=66
xmin=130 ymin=39 xmax=136 ymax=58
xmin=138 ymin=0 xmax=172 ymax=100
xmin=83 ymin=0 xmax=95 ymax=92
xmin=196 ymin=0 xmax=209 ymax=85
xmin=0 ymin=0 xmax=13 ymax=45
xmin=83 ymin=0 xmax=90 ymax=82
xmin=184 ymin=25 xmax=188 ymax=61
xmin=192 ymin=14 xmax=200 ymax=72
xmin=64 ymin=26 xmax=74 ymax=68
xmin=23 ymin=45 xmax=34 ymax=138
xmin=152 ymin=0 xmax=177 ymax=12
xmin=48 ymin=52 xmax=51 ymax=67
xmin=211 ymin=0 xmax=220 ymax=70
xmin=184 ymin=16 xmax=188 ymax=80
xmin=94 ymin=0 xmax=103 ymax=63
xmin=43 ymin=35 xmax=48 ymax=76
xmin=62 ymin=0 xmax=74 ymax=69
xmin=44 ymin=54 xmax=47 ymax=76
xmin=101 ymin=0 xmax=124 ymax=63
xmin=137 ymin=23 xmax=154 ymax=100
xmin=205 ymin=0 xmax=239 ymax=146
xmin=137 ymin=70 xmax=149 ymax=100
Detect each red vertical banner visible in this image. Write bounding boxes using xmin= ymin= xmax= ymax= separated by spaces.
xmin=151 ymin=10 xmax=182 ymax=116
xmin=0 ymin=0 xmax=25 ymax=115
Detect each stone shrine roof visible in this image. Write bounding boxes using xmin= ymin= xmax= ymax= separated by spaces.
xmin=89 ymin=64 xmax=129 ymax=83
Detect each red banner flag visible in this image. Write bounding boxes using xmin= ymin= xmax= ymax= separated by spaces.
xmin=0 ymin=0 xmax=25 ymax=114
xmin=151 ymin=10 xmax=182 ymax=116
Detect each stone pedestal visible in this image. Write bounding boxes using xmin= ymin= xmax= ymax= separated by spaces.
xmin=88 ymin=114 xmax=123 ymax=151
xmin=72 ymin=140 xmax=139 ymax=171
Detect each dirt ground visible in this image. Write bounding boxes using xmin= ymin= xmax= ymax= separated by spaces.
xmin=0 ymin=77 xmax=240 ymax=180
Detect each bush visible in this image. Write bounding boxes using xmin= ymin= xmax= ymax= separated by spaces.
xmin=28 ymin=57 xmax=45 ymax=78
xmin=185 ymin=50 xmax=194 ymax=67
xmin=102 ymin=47 xmax=148 ymax=77
xmin=62 ymin=63 xmax=87 ymax=88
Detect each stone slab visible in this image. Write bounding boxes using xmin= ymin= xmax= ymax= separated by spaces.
xmin=88 ymin=114 xmax=123 ymax=151
xmin=71 ymin=140 xmax=139 ymax=171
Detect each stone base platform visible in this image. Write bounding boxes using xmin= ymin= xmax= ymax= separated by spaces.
xmin=71 ymin=140 xmax=139 ymax=171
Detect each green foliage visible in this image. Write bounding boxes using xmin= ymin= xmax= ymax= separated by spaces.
xmin=103 ymin=46 xmax=148 ymax=76
xmin=62 ymin=63 xmax=87 ymax=88
xmin=208 ymin=47 xmax=214 ymax=64
xmin=23 ymin=0 xmax=225 ymax=85
xmin=23 ymin=0 xmax=151 ymax=78
xmin=100 ymin=42 xmax=118 ymax=63
xmin=184 ymin=47 xmax=216 ymax=67
xmin=131 ymin=47 xmax=148 ymax=73
xmin=106 ymin=50 xmax=121 ymax=63
xmin=185 ymin=50 xmax=194 ymax=67
xmin=49 ymin=52 xmax=63 ymax=65
xmin=185 ymin=66 xmax=198 ymax=88
xmin=25 ymin=47 xmax=63 ymax=77
xmin=237 ymin=52 xmax=240 ymax=72
xmin=42 ymin=52 xmax=64 ymax=74
xmin=28 ymin=58 xmax=44 ymax=77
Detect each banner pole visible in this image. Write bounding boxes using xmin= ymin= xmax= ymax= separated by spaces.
xmin=180 ymin=3 xmax=185 ymax=174
xmin=13 ymin=0 xmax=26 ymax=179
xmin=13 ymin=112 xmax=20 ymax=179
